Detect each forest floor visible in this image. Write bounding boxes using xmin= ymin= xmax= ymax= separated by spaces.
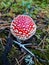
xmin=0 ymin=0 xmax=49 ymax=65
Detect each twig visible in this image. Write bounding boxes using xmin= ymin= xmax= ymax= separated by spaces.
xmin=19 ymin=54 xmax=26 ymax=65
xmin=37 ymin=35 xmax=47 ymax=48
xmin=12 ymin=45 xmax=19 ymax=50
xmin=15 ymin=58 xmax=20 ymax=65
xmin=30 ymin=45 xmax=46 ymax=52
xmin=34 ymin=57 xmax=43 ymax=65
xmin=0 ymin=26 xmax=10 ymax=29
xmin=0 ymin=23 xmax=10 ymax=26
xmin=0 ymin=38 xmax=4 ymax=49
xmin=18 ymin=52 xmax=26 ymax=60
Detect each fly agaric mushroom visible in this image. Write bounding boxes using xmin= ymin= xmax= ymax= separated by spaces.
xmin=10 ymin=15 xmax=36 ymax=41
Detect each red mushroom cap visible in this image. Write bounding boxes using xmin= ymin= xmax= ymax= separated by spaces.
xmin=10 ymin=15 xmax=36 ymax=40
